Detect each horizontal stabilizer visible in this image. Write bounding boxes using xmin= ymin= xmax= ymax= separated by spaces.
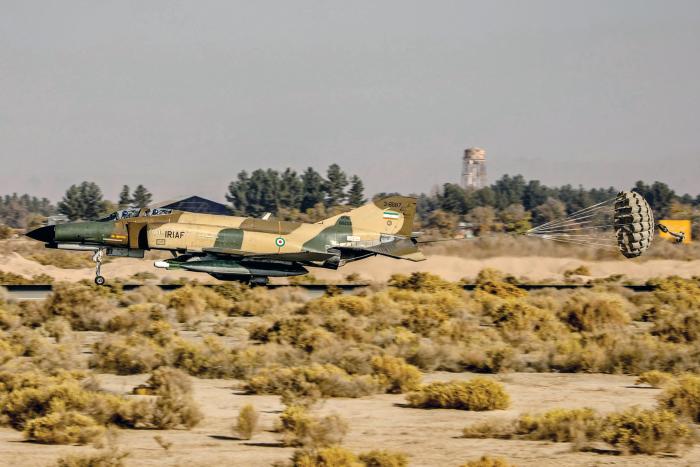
xmin=363 ymin=238 xmax=426 ymax=262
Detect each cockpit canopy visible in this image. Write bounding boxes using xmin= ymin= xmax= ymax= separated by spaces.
xmin=98 ymin=208 xmax=173 ymax=222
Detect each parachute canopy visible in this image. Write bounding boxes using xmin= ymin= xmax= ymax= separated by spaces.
xmin=526 ymin=191 xmax=655 ymax=259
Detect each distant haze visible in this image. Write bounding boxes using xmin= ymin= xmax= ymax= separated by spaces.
xmin=1 ymin=1 xmax=699 ymax=202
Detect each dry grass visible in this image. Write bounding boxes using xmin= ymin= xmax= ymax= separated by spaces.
xmin=406 ymin=378 xmax=510 ymax=411
xmin=278 ymin=405 xmax=349 ymax=449
xmin=458 ymin=456 xmax=513 ymax=467
xmin=600 ymin=407 xmax=694 ymax=454
xmin=234 ymin=403 xmax=259 ymax=440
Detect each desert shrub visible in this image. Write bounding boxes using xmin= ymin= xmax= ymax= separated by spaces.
xmin=459 ymin=456 xmax=512 ymax=467
xmin=650 ymin=306 xmax=700 ymax=343
xmin=0 ymin=271 xmax=54 ymax=285
xmin=90 ymin=334 xmax=166 ymax=374
xmin=234 ymin=404 xmax=259 ymax=440
xmin=635 ymin=370 xmax=673 ymax=388
xmin=474 ymin=269 xmax=526 ymax=299
xmin=43 ymin=283 xmax=116 ymax=331
xmin=659 ymin=373 xmax=700 ymax=422
xmin=389 ymin=272 xmax=460 ymax=293
xmin=253 ymin=315 xmax=335 ymax=352
xmin=54 ymin=448 xmax=129 ymax=467
xmin=167 ymin=285 xmax=232 ymax=321
xmin=130 ymin=271 xmax=157 ymax=282
xmin=600 ymin=407 xmax=694 ymax=454
xmin=515 ymin=408 xmax=600 ymax=444
xmin=291 ymin=446 xmax=360 ymax=467
xmin=150 ymin=386 xmax=203 ymax=429
xmin=167 ymin=336 xmax=238 ymax=378
xmin=564 ymin=265 xmax=592 ymax=277
xmin=370 ymin=355 xmax=421 ymax=394
xmin=106 ymin=303 xmax=168 ymax=334
xmin=24 ymin=410 xmax=104 ymax=444
xmin=229 ymin=285 xmax=287 ymax=316
xmin=0 ymin=224 xmax=12 ymax=239
xmin=558 ymin=291 xmax=630 ymax=332
xmin=27 ymin=249 xmax=96 ymax=269
xmin=247 ymin=364 xmax=380 ymax=400
xmin=406 ymin=378 xmax=510 ymax=411
xmin=358 ymin=450 xmax=409 ymax=467
xmin=278 ymin=406 xmax=348 ymax=448
xmin=462 ymin=418 xmax=515 ymax=439
xmin=489 ymin=301 xmax=563 ymax=338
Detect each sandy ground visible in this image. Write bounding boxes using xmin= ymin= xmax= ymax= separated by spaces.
xmin=0 ymin=372 xmax=696 ymax=467
xmin=2 ymin=250 xmax=700 ymax=284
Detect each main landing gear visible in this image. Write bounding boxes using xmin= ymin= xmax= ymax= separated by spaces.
xmin=92 ymin=248 xmax=106 ymax=286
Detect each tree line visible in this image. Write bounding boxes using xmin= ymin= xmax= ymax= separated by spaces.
xmin=418 ymin=176 xmax=700 ymax=236
xmin=1 ymin=169 xmax=698 ymax=237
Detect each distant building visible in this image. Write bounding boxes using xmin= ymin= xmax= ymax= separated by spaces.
xmin=151 ymin=195 xmax=232 ymax=216
xmin=461 ymin=147 xmax=487 ymax=190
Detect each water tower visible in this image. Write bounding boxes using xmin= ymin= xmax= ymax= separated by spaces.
xmin=461 ymin=147 xmax=487 ymax=189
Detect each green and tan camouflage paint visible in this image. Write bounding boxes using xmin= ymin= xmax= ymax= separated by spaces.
xmin=52 ymin=195 xmax=424 ymax=263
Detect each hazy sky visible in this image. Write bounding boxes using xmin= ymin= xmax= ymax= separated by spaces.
xmin=1 ymin=1 xmax=699 ymax=203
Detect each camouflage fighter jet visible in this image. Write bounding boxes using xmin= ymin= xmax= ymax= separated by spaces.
xmin=26 ymin=196 xmax=425 ymax=285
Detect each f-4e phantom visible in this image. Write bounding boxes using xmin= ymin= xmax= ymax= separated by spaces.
xmin=26 ymin=196 xmax=425 ymax=285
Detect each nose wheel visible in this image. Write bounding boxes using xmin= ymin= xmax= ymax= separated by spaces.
xmin=92 ymin=248 xmax=106 ymax=286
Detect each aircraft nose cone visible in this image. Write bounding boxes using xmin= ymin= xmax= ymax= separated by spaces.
xmin=26 ymin=225 xmax=55 ymax=243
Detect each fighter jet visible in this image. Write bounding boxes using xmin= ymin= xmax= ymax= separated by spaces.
xmin=26 ymin=196 xmax=425 ymax=285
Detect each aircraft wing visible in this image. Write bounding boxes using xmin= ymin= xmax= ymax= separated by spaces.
xmin=201 ymin=247 xmax=336 ymax=262
xmin=350 ymin=238 xmax=426 ymax=262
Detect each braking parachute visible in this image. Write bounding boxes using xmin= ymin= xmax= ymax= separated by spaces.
xmin=526 ymin=191 xmax=670 ymax=258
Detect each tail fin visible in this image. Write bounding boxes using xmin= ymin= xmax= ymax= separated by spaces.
xmin=318 ymin=196 xmax=417 ymax=237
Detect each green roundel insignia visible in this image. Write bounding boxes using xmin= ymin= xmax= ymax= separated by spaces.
xmin=275 ymin=237 xmax=286 ymax=247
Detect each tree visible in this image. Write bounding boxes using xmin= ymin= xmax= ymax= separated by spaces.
xmin=500 ymin=204 xmax=532 ymax=233
xmin=467 ymin=206 xmax=499 ymax=234
xmin=131 ymin=185 xmax=153 ymax=208
xmin=300 ymin=168 xmax=325 ymax=211
xmin=324 ymin=164 xmax=349 ymax=206
xmin=279 ymin=168 xmax=303 ymax=209
xmin=533 ymin=197 xmax=566 ymax=225
xmin=440 ymin=183 xmax=469 ymax=214
xmin=118 ymin=185 xmax=132 ymax=209
xmin=226 ymin=171 xmax=251 ymax=215
xmin=58 ymin=182 xmax=105 ymax=220
xmin=347 ymin=175 xmax=366 ymax=207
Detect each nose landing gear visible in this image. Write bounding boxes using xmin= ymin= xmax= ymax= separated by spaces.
xmin=92 ymin=248 xmax=106 ymax=286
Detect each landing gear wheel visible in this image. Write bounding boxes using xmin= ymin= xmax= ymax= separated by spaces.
xmin=92 ymin=248 xmax=106 ymax=286
xmin=249 ymin=276 xmax=269 ymax=286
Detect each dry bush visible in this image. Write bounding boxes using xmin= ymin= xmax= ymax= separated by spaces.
xmin=278 ymin=406 xmax=348 ymax=448
xmin=459 ymin=456 xmax=512 ymax=467
xmin=406 ymin=378 xmax=510 ymax=411
xmin=167 ymin=285 xmax=232 ymax=322
xmin=658 ymin=373 xmax=700 ymax=422
xmin=600 ymin=407 xmax=694 ymax=454
xmin=247 ymin=364 xmax=380 ymax=400
xmin=650 ymin=306 xmax=700 ymax=343
xmin=167 ymin=336 xmax=238 ymax=378
xmin=0 ymin=270 xmax=54 ymax=285
xmin=0 ymin=224 xmax=12 ymax=240
xmin=358 ymin=450 xmax=409 ymax=467
xmin=234 ymin=404 xmax=259 ymax=440
xmin=558 ymin=291 xmax=631 ymax=332
xmin=24 ymin=409 xmax=104 ymax=444
xmin=43 ymin=283 xmax=117 ymax=331
xmin=150 ymin=385 xmax=203 ymax=429
xmin=53 ymin=448 xmax=129 ymax=467
xmin=564 ymin=265 xmax=592 ymax=278
xmin=515 ymin=408 xmax=600 ymax=445
xmin=290 ymin=446 xmax=360 ymax=467
xmin=370 ymin=355 xmax=421 ymax=394
xmin=635 ymin=370 xmax=673 ymax=388
xmin=389 ymin=272 xmax=460 ymax=293
xmin=474 ymin=269 xmax=526 ymax=300
xmin=462 ymin=418 xmax=515 ymax=439
xmin=90 ymin=334 xmax=166 ymax=374
xmin=489 ymin=300 xmax=563 ymax=338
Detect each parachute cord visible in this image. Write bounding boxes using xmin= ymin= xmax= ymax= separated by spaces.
xmin=527 ymin=197 xmax=617 ymax=232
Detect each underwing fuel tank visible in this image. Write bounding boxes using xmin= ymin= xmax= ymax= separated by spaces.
xmin=158 ymin=259 xmax=308 ymax=278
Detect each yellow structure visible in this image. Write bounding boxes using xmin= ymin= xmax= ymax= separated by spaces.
xmin=658 ymin=219 xmax=692 ymax=243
